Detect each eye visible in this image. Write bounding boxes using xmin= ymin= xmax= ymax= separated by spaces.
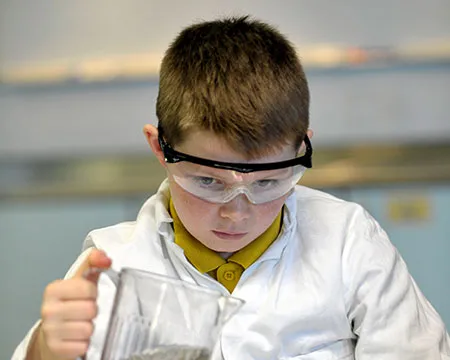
xmin=255 ymin=179 xmax=279 ymax=188
xmin=197 ymin=177 xmax=214 ymax=186
xmin=191 ymin=176 xmax=224 ymax=189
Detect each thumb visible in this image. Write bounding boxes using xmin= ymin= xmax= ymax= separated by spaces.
xmin=74 ymin=248 xmax=112 ymax=282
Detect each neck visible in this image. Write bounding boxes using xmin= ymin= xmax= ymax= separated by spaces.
xmin=218 ymin=251 xmax=234 ymax=260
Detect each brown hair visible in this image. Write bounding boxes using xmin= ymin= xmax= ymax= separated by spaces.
xmin=156 ymin=16 xmax=310 ymax=159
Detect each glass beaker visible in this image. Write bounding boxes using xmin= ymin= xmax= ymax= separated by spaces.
xmin=100 ymin=268 xmax=244 ymax=360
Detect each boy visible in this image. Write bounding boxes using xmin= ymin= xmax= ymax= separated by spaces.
xmin=14 ymin=16 xmax=450 ymax=360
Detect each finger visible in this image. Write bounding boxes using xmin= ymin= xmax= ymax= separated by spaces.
xmin=74 ymin=248 xmax=112 ymax=281
xmin=45 ymin=321 xmax=94 ymax=341
xmin=60 ymin=301 xmax=98 ymax=321
xmin=42 ymin=299 xmax=97 ymax=321
xmin=44 ymin=279 xmax=98 ymax=302
xmin=46 ymin=338 xmax=89 ymax=359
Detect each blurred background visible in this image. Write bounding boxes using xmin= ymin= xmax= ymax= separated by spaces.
xmin=1 ymin=0 xmax=449 ymax=357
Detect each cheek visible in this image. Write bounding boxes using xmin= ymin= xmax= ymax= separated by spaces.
xmin=169 ymin=179 xmax=217 ymax=219
xmin=257 ymin=196 xmax=286 ymax=219
xmin=250 ymin=195 xmax=288 ymax=232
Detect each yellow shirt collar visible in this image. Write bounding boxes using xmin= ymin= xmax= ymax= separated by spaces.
xmin=169 ymin=199 xmax=282 ymax=274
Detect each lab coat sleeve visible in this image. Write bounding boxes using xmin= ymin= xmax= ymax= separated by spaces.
xmin=343 ymin=206 xmax=450 ymax=360
xmin=10 ymin=248 xmax=94 ymax=360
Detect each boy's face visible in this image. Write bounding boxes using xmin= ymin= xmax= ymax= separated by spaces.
xmin=145 ymin=125 xmax=297 ymax=253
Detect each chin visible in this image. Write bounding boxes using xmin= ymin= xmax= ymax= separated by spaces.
xmin=199 ymin=232 xmax=254 ymax=253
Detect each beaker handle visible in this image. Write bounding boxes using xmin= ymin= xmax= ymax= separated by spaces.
xmin=77 ymin=268 xmax=121 ymax=360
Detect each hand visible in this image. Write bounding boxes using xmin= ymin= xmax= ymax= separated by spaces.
xmin=39 ymin=249 xmax=111 ymax=359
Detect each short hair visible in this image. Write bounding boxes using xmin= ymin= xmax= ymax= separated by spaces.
xmin=156 ymin=16 xmax=310 ymax=159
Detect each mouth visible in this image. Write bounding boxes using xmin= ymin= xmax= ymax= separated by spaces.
xmin=212 ymin=230 xmax=247 ymax=240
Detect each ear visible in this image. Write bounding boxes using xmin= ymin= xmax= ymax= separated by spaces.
xmin=299 ymin=128 xmax=314 ymax=154
xmin=143 ymin=124 xmax=166 ymax=167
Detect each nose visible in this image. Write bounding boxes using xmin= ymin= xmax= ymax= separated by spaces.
xmin=219 ymin=194 xmax=251 ymax=221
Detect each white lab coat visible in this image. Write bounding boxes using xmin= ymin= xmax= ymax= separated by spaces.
xmin=12 ymin=180 xmax=450 ymax=359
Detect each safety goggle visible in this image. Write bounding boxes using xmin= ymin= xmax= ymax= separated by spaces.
xmin=158 ymin=128 xmax=313 ymax=204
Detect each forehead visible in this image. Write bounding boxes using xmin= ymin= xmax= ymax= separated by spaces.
xmin=175 ymin=130 xmax=296 ymax=163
